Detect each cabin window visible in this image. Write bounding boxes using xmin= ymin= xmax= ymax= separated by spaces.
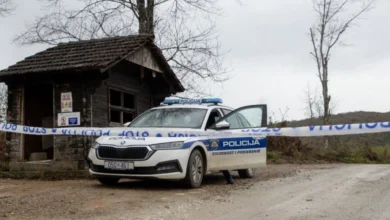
xmin=109 ymin=88 xmax=136 ymax=124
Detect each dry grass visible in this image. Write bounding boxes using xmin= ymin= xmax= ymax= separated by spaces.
xmin=267 ymin=135 xmax=390 ymax=164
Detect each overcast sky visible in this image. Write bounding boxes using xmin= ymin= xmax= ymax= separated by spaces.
xmin=0 ymin=0 xmax=389 ymax=122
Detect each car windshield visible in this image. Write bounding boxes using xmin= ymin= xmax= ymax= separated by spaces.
xmin=128 ymin=108 xmax=208 ymax=128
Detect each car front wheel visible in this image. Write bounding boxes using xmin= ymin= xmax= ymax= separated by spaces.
xmin=184 ymin=149 xmax=204 ymax=188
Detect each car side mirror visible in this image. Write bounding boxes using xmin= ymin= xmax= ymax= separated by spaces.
xmin=215 ymin=120 xmax=230 ymax=130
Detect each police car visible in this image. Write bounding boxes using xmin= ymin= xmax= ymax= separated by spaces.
xmin=87 ymin=97 xmax=268 ymax=188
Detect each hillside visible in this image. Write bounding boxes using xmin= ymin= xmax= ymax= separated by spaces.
xmin=286 ymin=111 xmax=390 ymax=147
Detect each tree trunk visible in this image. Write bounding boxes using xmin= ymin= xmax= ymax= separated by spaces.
xmin=321 ymin=64 xmax=330 ymax=149
xmin=137 ymin=0 xmax=154 ymax=34
xmin=147 ymin=0 xmax=154 ymax=34
xmin=137 ymin=0 xmax=148 ymax=33
xmin=321 ymin=65 xmax=330 ymax=126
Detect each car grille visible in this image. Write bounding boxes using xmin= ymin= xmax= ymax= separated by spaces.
xmin=97 ymin=146 xmax=149 ymax=160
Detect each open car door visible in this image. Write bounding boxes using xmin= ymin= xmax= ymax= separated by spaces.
xmin=205 ymin=105 xmax=267 ymax=172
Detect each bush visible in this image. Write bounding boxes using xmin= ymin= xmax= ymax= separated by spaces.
xmin=266 ymin=119 xmax=390 ymax=164
xmin=267 ymin=135 xmax=390 ymax=164
xmin=267 ymin=150 xmax=281 ymax=163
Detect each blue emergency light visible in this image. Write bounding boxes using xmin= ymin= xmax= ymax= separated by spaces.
xmin=201 ymin=98 xmax=223 ymax=104
xmin=163 ymin=97 xmax=222 ymax=105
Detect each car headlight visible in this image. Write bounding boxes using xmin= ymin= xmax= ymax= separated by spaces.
xmin=150 ymin=141 xmax=184 ymax=150
xmin=91 ymin=141 xmax=100 ymax=149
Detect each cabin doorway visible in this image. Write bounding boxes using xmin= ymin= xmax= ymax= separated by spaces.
xmin=23 ymin=84 xmax=54 ymax=161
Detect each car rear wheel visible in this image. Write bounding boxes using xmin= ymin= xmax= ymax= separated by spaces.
xmin=97 ymin=177 xmax=120 ymax=186
xmin=238 ymin=168 xmax=255 ymax=178
xmin=184 ymin=149 xmax=204 ymax=188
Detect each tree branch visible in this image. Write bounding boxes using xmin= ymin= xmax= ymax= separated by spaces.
xmin=309 ymin=0 xmax=377 ymax=126
xmin=310 ymin=28 xmax=323 ymax=82
xmin=0 ymin=0 xmax=16 ymax=17
xmin=14 ymin=0 xmax=235 ymax=96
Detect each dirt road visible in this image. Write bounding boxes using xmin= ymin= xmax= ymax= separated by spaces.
xmin=1 ymin=164 xmax=390 ymax=220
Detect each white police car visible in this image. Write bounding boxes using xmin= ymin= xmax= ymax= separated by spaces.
xmin=87 ymin=98 xmax=268 ymax=188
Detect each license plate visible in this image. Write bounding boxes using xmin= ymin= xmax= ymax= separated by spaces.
xmin=104 ymin=161 xmax=134 ymax=170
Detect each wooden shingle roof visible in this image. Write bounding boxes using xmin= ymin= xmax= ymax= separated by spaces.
xmin=0 ymin=34 xmax=184 ymax=92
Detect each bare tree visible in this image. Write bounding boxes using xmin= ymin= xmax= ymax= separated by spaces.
xmin=268 ymin=106 xmax=290 ymax=128
xmin=304 ymin=83 xmax=317 ymax=119
xmin=0 ymin=0 xmax=10 ymax=123
xmin=309 ymin=0 xmax=376 ymax=125
xmin=14 ymin=0 xmax=235 ymax=96
xmin=278 ymin=106 xmax=289 ymax=122
xmin=0 ymin=0 xmax=15 ymax=17
xmin=303 ymin=82 xmax=339 ymax=123
xmin=0 ymin=1 xmax=10 ymax=124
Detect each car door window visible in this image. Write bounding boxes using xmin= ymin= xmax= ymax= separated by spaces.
xmin=213 ymin=108 xmax=241 ymax=129
xmin=236 ymin=107 xmax=264 ymax=128
xmin=210 ymin=105 xmax=267 ymax=130
xmin=205 ymin=109 xmax=223 ymax=128
xmin=236 ymin=113 xmax=251 ymax=127
xmin=224 ymin=114 xmax=241 ymax=129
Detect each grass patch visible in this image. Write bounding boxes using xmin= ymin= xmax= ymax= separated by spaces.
xmin=268 ymin=135 xmax=390 ymax=164
xmin=323 ymin=145 xmax=390 ymax=164
xmin=267 ymin=150 xmax=282 ymax=163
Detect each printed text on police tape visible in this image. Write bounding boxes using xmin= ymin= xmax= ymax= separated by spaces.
xmin=2 ymin=121 xmax=390 ymax=137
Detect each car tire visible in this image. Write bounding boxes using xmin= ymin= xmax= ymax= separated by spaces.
xmin=184 ymin=149 xmax=204 ymax=188
xmin=238 ymin=168 xmax=255 ymax=178
xmin=97 ymin=177 xmax=120 ymax=186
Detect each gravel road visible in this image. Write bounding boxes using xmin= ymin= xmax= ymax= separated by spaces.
xmin=1 ymin=164 xmax=390 ymax=220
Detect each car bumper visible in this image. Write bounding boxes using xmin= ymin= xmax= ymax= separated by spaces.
xmin=87 ymin=148 xmax=189 ymax=180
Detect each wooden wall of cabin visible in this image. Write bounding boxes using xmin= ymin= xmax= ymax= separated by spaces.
xmin=1 ymin=58 xmax=177 ymax=169
xmin=4 ymin=84 xmax=23 ymax=162
xmin=52 ymin=82 xmax=92 ymax=169
xmin=92 ymin=61 xmax=164 ymax=128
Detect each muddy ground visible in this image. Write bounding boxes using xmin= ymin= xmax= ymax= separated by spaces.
xmin=2 ymin=164 xmax=389 ymax=220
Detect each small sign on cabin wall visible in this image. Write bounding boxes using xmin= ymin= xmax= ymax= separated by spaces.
xmin=61 ymin=92 xmax=73 ymax=112
xmin=57 ymin=112 xmax=80 ymax=127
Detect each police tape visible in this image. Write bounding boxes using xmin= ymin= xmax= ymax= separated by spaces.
xmin=1 ymin=121 xmax=390 ymax=138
